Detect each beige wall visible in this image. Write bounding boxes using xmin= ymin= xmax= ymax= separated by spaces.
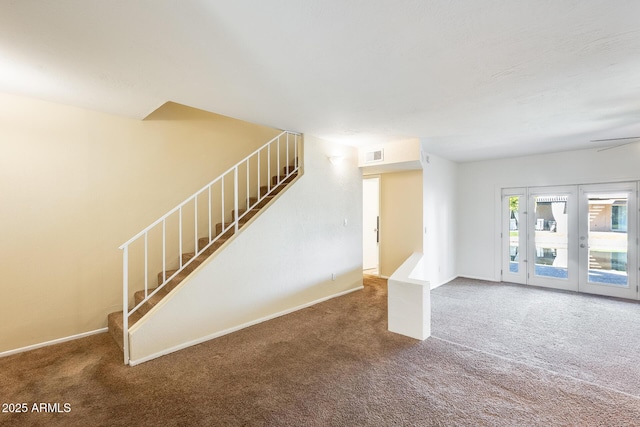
xmin=0 ymin=93 xmax=280 ymax=353
xmin=379 ymin=170 xmax=423 ymax=277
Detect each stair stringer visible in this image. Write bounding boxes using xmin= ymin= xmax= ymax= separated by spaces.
xmin=127 ymin=172 xmax=363 ymax=365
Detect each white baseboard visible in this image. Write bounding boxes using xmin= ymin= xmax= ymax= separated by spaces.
xmin=0 ymin=328 xmax=108 ymax=359
xmin=129 ymin=286 xmax=364 ymax=366
xmin=430 ymin=275 xmax=459 ymax=289
xmin=457 ymin=275 xmax=499 ymax=283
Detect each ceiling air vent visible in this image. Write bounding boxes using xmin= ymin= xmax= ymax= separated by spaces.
xmin=364 ymin=149 xmax=384 ymax=163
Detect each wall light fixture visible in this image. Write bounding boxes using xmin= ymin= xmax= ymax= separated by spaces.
xmin=329 ymin=155 xmax=344 ymax=165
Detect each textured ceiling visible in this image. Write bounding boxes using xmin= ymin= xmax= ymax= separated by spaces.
xmin=1 ymin=1 xmax=640 ymax=161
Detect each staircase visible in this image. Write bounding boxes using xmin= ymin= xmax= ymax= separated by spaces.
xmin=108 ymin=131 xmax=301 ymax=364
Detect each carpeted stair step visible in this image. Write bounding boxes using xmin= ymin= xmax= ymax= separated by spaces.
xmin=232 ymin=206 xmax=261 ymax=221
xmin=232 ymin=208 xmax=248 ymax=219
xmin=231 ymin=196 xmax=276 ymax=220
xmin=259 ymin=185 xmax=271 ymax=198
xmin=202 ymin=225 xmax=236 ymax=243
xmin=260 ymin=174 xmax=296 ymax=198
xmin=157 ymin=269 xmax=179 ymax=286
xmin=156 ymin=266 xmax=200 ymax=291
xmin=163 ymin=269 xmax=194 ymax=293
xmin=282 ymin=165 xmax=297 ymax=175
xmin=259 ymin=171 xmax=297 ymax=197
xmin=272 ymin=175 xmax=289 ymax=186
xmin=231 ymin=197 xmax=264 ymax=220
xmin=157 ymin=236 xmax=230 ymax=288
xmin=255 ymin=195 xmax=275 ymax=209
xmin=215 ymin=222 xmax=232 ymax=236
xmin=197 ymin=235 xmax=229 ymax=252
xmin=108 ymin=310 xmax=144 ymax=352
xmin=283 ymin=171 xmax=298 ymax=183
xmin=215 ymin=209 xmax=259 ymax=234
xmin=134 ymin=287 xmax=170 ymax=316
xmin=241 ymin=208 xmax=260 ymax=223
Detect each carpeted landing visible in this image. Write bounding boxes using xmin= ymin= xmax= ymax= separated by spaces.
xmin=1 ymin=276 xmax=639 ymax=426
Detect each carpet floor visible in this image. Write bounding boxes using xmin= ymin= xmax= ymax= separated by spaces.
xmin=1 ymin=276 xmax=639 ymax=426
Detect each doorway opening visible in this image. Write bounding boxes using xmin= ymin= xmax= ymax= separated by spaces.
xmin=363 ymin=177 xmax=380 ymax=275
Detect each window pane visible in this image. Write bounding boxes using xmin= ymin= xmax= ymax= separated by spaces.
xmin=508 ymin=196 xmax=520 ymax=273
xmin=534 ymin=195 xmax=568 ymax=279
xmin=588 ymin=194 xmax=628 ymax=286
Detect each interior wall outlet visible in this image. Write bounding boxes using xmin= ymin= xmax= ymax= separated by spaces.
xmin=331 ymin=273 xmax=336 ymax=281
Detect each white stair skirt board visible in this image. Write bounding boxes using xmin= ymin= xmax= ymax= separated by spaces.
xmin=388 ymin=253 xmax=431 ymax=340
xmin=0 ymin=328 xmax=108 ymax=358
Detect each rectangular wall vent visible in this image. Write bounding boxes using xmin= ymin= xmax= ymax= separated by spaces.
xmin=364 ymin=149 xmax=384 ymax=163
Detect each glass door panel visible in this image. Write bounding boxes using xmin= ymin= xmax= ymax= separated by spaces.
xmin=588 ymin=192 xmax=628 ymax=286
xmin=528 ymin=186 xmax=578 ymax=291
xmin=533 ymin=195 xmax=569 ymax=279
xmin=579 ymin=183 xmax=638 ymax=299
xmin=502 ymin=189 xmax=526 ymax=284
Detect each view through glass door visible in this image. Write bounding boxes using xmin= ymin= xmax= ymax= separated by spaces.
xmin=502 ymin=189 xmax=526 ymax=284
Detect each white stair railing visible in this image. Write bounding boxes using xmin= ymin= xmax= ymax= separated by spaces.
xmin=119 ymin=131 xmax=301 ymax=364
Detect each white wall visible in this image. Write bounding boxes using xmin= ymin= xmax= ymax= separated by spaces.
xmin=457 ymin=142 xmax=640 ymax=281
xmin=421 ymin=146 xmax=458 ymax=288
xmin=129 ymin=135 xmax=363 ymax=363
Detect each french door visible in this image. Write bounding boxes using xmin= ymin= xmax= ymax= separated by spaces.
xmin=502 ymin=182 xmax=639 ymax=300
xmin=527 ymin=186 xmax=579 ymax=292
xmin=502 ymin=189 xmax=527 ymax=285
xmin=578 ymin=183 xmax=638 ymax=299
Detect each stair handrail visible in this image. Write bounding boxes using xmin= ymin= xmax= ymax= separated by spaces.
xmin=119 ymin=130 xmax=301 ymax=364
